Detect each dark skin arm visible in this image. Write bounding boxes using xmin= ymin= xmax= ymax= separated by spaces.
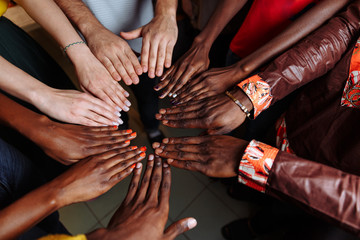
xmin=152 ymin=136 xmax=249 ymax=178
xmin=0 ymin=147 xmax=146 ymax=239
xmin=0 ymin=93 xmax=140 ymax=165
xmin=156 ymin=87 xmax=253 ymax=135
xmin=155 ymin=0 xmax=248 ymax=98
xmin=174 ymin=0 xmax=353 ymax=103
xmin=87 ymin=155 xmax=197 ymax=240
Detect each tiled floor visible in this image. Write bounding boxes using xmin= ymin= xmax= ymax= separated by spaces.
xmin=5 ymin=6 xmax=259 ymax=240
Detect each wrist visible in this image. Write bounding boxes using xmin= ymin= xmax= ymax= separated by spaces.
xmin=155 ymin=1 xmax=177 ymax=17
xmin=193 ymin=35 xmax=213 ymax=50
xmin=65 ymin=43 xmax=93 ymax=65
xmin=230 ymin=87 xmax=254 ymax=112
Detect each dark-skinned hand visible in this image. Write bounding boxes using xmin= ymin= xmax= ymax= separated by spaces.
xmin=32 ymin=119 xmax=138 ymax=165
xmin=154 ymin=39 xmax=210 ymax=99
xmin=87 ymin=155 xmax=197 ymax=240
xmin=53 ymin=146 xmax=147 ymax=206
xmin=153 ymin=136 xmax=249 ymax=178
xmin=174 ymin=64 xmax=249 ymax=105
xmin=156 ymin=88 xmax=253 ymax=135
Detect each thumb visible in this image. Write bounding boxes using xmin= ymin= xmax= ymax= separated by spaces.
xmin=120 ymin=27 xmax=143 ymax=40
xmin=164 ymin=218 xmax=197 ymax=239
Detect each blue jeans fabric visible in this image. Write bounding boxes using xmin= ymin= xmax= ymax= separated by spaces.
xmin=0 ymin=138 xmax=69 ymax=239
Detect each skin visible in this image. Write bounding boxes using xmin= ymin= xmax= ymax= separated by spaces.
xmin=152 ymin=136 xmax=249 ymax=178
xmin=0 ymin=93 xmax=141 ymax=165
xmin=157 ymin=0 xmax=352 ymax=100
xmin=55 ymin=0 xmax=178 ymax=81
xmin=0 ymin=148 xmax=146 ymax=240
xmin=156 ymin=88 xmax=253 ymax=135
xmin=154 ymin=0 xmax=248 ymax=98
xmin=15 ymin=0 xmax=130 ymax=114
xmin=87 ymin=155 xmax=197 ymax=240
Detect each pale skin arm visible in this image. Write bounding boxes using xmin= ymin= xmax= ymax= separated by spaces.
xmin=16 ymin=0 xmax=131 ymax=112
xmin=121 ymin=0 xmax=178 ymax=78
xmin=175 ymin=0 xmax=353 ymax=103
xmin=155 ymin=0 xmax=248 ymax=98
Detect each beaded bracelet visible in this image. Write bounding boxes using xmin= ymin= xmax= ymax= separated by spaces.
xmin=225 ymin=90 xmax=251 ymax=118
xmin=63 ymin=41 xmax=86 ymax=53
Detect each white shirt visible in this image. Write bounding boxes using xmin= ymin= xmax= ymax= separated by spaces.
xmin=82 ymin=0 xmax=154 ymax=53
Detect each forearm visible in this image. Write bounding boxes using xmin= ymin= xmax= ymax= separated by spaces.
xmin=54 ymin=0 xmax=105 ymax=41
xmin=267 ymin=151 xmax=360 ymax=236
xmin=237 ymin=0 xmax=353 ymax=74
xmin=0 ymin=181 xmax=62 ymax=239
xmin=195 ymin=0 xmax=248 ymax=49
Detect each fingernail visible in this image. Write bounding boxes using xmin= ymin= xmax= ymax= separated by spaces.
xmin=163 ymin=162 xmax=169 ymax=168
xmin=131 ymin=146 xmax=138 ymax=150
xmin=155 ymin=148 xmax=163 ymax=154
xmin=126 ymin=129 xmax=133 ymax=133
xmin=118 ymin=119 xmax=123 ymax=125
xmin=154 ymin=85 xmax=160 ymax=90
xmin=169 ymin=93 xmax=173 ymax=97
xmin=125 ymin=140 xmax=130 ymax=144
xmin=125 ymin=100 xmax=131 ymax=107
xmin=148 ymin=154 xmax=154 ymax=161
xmin=113 ymin=125 xmax=118 ymax=129
xmin=112 ymin=122 xmax=119 ymax=126
xmin=159 ymin=109 xmax=166 ymax=114
xmin=115 ymin=111 xmax=121 ymax=117
xmin=124 ymin=91 xmax=130 ymax=97
xmin=130 ymin=132 xmax=137 ymax=137
xmin=156 ymin=70 xmax=162 ymax=76
xmin=131 ymin=164 xmax=136 ymax=169
xmin=136 ymin=162 xmax=142 ymax=168
xmin=140 ymin=152 xmax=146 ymax=158
xmin=116 ymin=107 xmax=122 ymax=112
xmin=167 ymin=158 xmax=174 ymax=163
xmin=163 ymin=120 xmax=168 ymax=124
xmin=187 ymin=218 xmax=197 ymax=229
xmin=172 ymin=93 xmax=177 ymax=98
xmin=140 ymin=146 xmax=147 ymax=152
xmin=143 ymin=66 xmax=148 ymax=73
xmin=123 ymin=106 xmax=130 ymax=112
xmin=162 ymin=138 xmax=169 ymax=144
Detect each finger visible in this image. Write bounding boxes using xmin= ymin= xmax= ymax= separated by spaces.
xmin=164 ymin=218 xmax=197 ymax=238
xmin=108 ymin=152 xmax=146 ymax=180
xmin=157 ymin=101 xmax=203 ymax=115
xmin=88 ymin=126 xmax=130 ymax=133
xmin=146 ymin=156 xmax=163 ymax=205
xmin=157 ymin=110 xmax=202 ymax=121
xmin=160 ymin=65 xmax=175 ymax=82
xmin=86 ymin=94 xmax=120 ymax=117
xmin=155 ymin=149 xmax=202 ymax=162
xmin=120 ymin=27 xmax=142 ymax=40
xmin=170 ymin=67 xmax=198 ymax=97
xmin=123 ymin=162 xmax=143 ymax=205
xmin=113 ymin=83 xmax=131 ymax=111
xmin=159 ymin=161 xmax=171 ymax=210
xmin=153 ymin=142 xmax=200 ymax=153
xmin=128 ymin=51 xmax=143 ymax=77
xmin=107 ymin=163 xmax=136 ymax=187
xmin=159 ymin=65 xmax=188 ymax=98
xmin=154 ymin=78 xmax=171 ymax=94
xmin=141 ymin=38 xmax=150 ymax=73
xmin=166 ymin=159 xmax=204 ymax=173
xmin=105 ymin=84 xmax=131 ymax=112
xmin=155 ymin=40 xmax=167 ymax=77
xmin=96 ymin=148 xmax=142 ymax=162
xmin=101 ymin=57 xmax=121 ymax=81
xmin=114 ymin=57 xmax=133 ymax=86
xmin=87 ymin=101 xmax=120 ymax=123
xmin=85 ymin=110 xmax=120 ymax=126
xmin=164 ymin=41 xmax=175 ymax=68
xmin=162 ymin=136 xmax=209 ymax=145
xmin=87 ymin=132 xmax=137 ymax=148
xmin=121 ymin=52 xmax=140 ymax=84
xmin=135 ymin=154 xmax=154 ymax=203
xmin=147 ymin=39 xmax=159 ymax=78
xmin=161 ymin=118 xmax=206 ymax=129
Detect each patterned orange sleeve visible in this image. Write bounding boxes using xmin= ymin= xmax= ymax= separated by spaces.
xmin=238 ymin=140 xmax=279 ymax=193
xmin=237 ymin=74 xmax=273 ymax=118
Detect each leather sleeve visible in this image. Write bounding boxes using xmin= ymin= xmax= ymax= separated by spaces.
xmin=266 ymin=151 xmax=360 ymax=236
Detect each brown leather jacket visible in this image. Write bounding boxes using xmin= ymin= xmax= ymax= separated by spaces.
xmin=260 ymin=1 xmax=360 ymax=236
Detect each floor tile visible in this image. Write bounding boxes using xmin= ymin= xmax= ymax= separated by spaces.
xmin=169 ymin=167 xmax=207 ymax=219
xmin=178 ymin=189 xmax=238 ymax=240
xmin=207 ymin=181 xmax=259 ymax=218
xmin=86 ymin=175 xmax=132 ymax=220
xmin=190 ymin=171 xmax=213 ymax=187
xmin=58 ymin=203 xmax=98 ymax=235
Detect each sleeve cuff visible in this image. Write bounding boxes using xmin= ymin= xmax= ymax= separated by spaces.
xmin=237 ymin=74 xmax=273 ymax=118
xmin=238 ymin=140 xmax=279 ymax=193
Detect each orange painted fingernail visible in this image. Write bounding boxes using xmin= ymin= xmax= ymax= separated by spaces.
xmin=140 ymin=152 xmax=146 ymax=157
xmin=125 ymin=140 xmax=130 ymax=144
xmin=113 ymin=125 xmax=118 ymax=129
xmin=130 ymin=132 xmax=137 ymax=137
xmin=131 ymin=146 xmax=138 ymax=150
xmin=126 ymin=129 xmax=132 ymax=133
xmin=131 ymin=164 xmax=136 ymax=169
xmin=140 ymin=146 xmax=147 ymax=152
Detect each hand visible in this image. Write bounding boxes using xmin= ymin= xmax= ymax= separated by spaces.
xmin=154 ymin=39 xmax=210 ymax=98
xmin=175 ymin=64 xmax=249 ymax=104
xmin=86 ymin=27 xmax=143 ymax=85
xmin=87 ymin=155 xmax=197 ymax=240
xmin=121 ymin=14 xmax=178 ymax=79
xmin=156 ymin=88 xmax=252 ymax=135
xmin=153 ymin=136 xmax=249 ymax=178
xmin=51 ymin=147 xmax=147 ymax=206
xmin=75 ymin=52 xmax=132 ymax=112
xmin=37 ymin=88 xmax=123 ymax=126
xmin=32 ymin=119 xmax=139 ymax=165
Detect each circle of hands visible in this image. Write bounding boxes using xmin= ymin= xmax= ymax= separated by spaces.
xmin=42 ymin=17 xmax=253 ymax=240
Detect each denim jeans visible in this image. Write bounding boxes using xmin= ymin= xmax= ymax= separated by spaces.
xmin=0 ymin=138 xmax=69 ymax=239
